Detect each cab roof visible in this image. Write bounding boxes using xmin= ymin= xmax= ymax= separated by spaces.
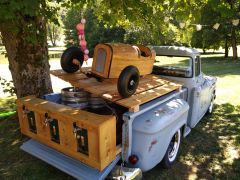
xmin=151 ymin=46 xmax=200 ymax=57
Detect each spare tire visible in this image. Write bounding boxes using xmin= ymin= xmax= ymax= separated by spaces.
xmin=117 ymin=66 xmax=140 ymax=98
xmin=61 ymin=47 xmax=84 ymax=73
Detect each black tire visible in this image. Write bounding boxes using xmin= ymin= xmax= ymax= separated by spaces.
xmin=161 ymin=129 xmax=181 ymax=169
xmin=117 ymin=66 xmax=140 ymax=98
xmin=61 ymin=47 xmax=84 ymax=73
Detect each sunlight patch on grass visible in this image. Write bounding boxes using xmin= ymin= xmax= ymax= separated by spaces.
xmin=0 ymin=97 xmax=16 ymax=112
xmin=215 ymin=75 xmax=240 ymax=105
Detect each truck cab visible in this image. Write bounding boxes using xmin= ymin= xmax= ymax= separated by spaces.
xmin=152 ymin=46 xmax=217 ymax=128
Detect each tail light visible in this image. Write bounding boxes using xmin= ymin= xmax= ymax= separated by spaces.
xmin=128 ymin=155 xmax=139 ymax=165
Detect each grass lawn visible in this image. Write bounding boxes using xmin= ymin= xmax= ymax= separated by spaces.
xmin=0 ymin=55 xmax=239 ymax=179
xmin=0 ymin=47 xmax=63 ymax=64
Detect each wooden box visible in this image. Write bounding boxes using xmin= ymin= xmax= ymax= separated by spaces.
xmin=91 ymin=43 xmax=155 ymax=78
xmin=17 ymin=96 xmax=116 ymax=170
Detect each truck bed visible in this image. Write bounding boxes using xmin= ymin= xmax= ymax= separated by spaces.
xmin=50 ymin=68 xmax=182 ymax=112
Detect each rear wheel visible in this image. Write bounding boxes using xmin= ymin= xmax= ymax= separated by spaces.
xmin=161 ymin=129 xmax=181 ymax=168
xmin=61 ymin=47 xmax=84 ymax=73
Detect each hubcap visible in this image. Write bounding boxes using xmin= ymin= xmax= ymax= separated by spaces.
xmin=168 ymin=129 xmax=181 ymax=162
xmin=128 ymin=78 xmax=137 ymax=92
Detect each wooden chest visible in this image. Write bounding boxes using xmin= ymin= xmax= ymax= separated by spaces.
xmin=17 ymin=96 xmax=116 ymax=170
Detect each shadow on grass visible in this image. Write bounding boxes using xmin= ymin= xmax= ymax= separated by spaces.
xmin=0 ymin=115 xmax=73 ymax=179
xmin=201 ymin=56 xmax=240 ymax=77
xmin=143 ymin=103 xmax=240 ymax=179
xmin=200 ymin=52 xmax=225 ymax=55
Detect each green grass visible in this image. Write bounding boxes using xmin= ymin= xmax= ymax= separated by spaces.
xmin=0 ymin=48 xmax=63 ymax=64
xmin=0 ymin=54 xmax=239 ymax=179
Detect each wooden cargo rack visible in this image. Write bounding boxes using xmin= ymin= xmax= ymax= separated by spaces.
xmin=50 ymin=68 xmax=182 ymax=112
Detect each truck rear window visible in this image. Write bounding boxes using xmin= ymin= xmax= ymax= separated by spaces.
xmin=153 ymin=56 xmax=193 ymax=78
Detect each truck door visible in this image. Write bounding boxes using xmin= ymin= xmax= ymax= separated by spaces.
xmin=194 ymin=56 xmax=212 ymax=121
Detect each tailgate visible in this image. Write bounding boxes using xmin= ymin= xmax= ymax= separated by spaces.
xmin=21 ymin=139 xmax=120 ymax=180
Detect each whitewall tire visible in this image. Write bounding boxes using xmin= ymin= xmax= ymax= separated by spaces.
xmin=161 ymin=129 xmax=181 ymax=168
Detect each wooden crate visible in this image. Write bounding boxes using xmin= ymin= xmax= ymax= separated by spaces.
xmin=17 ymin=96 xmax=117 ymax=170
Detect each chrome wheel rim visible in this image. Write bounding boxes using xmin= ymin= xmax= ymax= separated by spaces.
xmin=168 ymin=129 xmax=181 ymax=162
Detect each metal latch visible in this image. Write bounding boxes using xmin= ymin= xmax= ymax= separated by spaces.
xmin=22 ymin=105 xmax=37 ymax=133
xmin=45 ymin=113 xmax=60 ymax=143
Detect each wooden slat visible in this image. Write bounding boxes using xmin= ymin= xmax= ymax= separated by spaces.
xmin=50 ymin=67 xmax=91 ymax=77
xmin=115 ymin=82 xmax=181 ymax=111
xmin=50 ymin=69 xmax=182 ymax=111
xmin=58 ymin=73 xmax=87 ymax=81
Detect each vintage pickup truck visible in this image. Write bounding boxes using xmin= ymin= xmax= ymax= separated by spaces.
xmin=17 ymin=45 xmax=216 ymax=179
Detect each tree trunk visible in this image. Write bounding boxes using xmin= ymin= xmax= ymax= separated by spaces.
xmin=225 ymin=36 xmax=229 ymax=58
xmin=0 ymin=16 xmax=53 ymax=98
xmin=203 ymin=49 xmax=206 ymax=54
xmin=231 ymin=27 xmax=238 ymax=59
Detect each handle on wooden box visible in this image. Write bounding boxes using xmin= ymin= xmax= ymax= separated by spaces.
xmin=44 ymin=112 xmax=53 ymax=126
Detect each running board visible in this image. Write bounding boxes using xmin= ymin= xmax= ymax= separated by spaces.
xmin=21 ymin=139 xmax=120 ymax=180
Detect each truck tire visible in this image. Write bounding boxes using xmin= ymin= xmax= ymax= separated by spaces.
xmin=117 ymin=66 xmax=140 ymax=98
xmin=161 ymin=129 xmax=181 ymax=168
xmin=61 ymin=47 xmax=84 ymax=73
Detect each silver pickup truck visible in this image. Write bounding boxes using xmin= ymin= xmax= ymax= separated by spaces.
xmin=20 ymin=46 xmax=217 ymax=179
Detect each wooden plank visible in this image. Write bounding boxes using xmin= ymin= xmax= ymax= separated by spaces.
xmin=17 ymin=96 xmax=113 ymax=126
xmin=50 ymin=67 xmax=91 ymax=77
xmin=109 ymin=58 xmax=154 ymax=78
xmin=58 ymin=73 xmax=87 ymax=81
xmin=116 ymin=82 xmax=181 ymax=111
xmin=74 ymin=74 xmax=170 ymax=102
xmin=98 ymin=116 xmax=116 ymax=170
xmin=50 ymin=70 xmax=183 ymax=110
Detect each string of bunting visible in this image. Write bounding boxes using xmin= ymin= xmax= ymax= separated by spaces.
xmin=163 ymin=16 xmax=240 ymax=31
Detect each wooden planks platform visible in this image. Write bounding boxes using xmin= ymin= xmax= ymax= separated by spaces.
xmin=50 ymin=68 xmax=182 ymax=112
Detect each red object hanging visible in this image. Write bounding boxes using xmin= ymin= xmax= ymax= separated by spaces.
xmin=76 ymin=19 xmax=88 ymax=61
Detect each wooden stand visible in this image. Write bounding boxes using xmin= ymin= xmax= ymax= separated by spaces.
xmin=17 ymin=96 xmax=117 ymax=170
xmin=51 ymin=69 xmax=182 ymax=112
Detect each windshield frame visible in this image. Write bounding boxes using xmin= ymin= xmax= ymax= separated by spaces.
xmin=153 ymin=55 xmax=194 ymax=78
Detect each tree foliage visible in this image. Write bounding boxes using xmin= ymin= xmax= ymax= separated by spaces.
xmin=47 ymin=22 xmax=62 ymax=46
xmin=63 ymin=8 xmax=125 ymax=56
xmin=0 ymin=0 xmax=239 ymax=97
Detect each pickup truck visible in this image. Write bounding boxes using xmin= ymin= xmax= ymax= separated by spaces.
xmin=17 ymin=45 xmax=217 ymax=179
